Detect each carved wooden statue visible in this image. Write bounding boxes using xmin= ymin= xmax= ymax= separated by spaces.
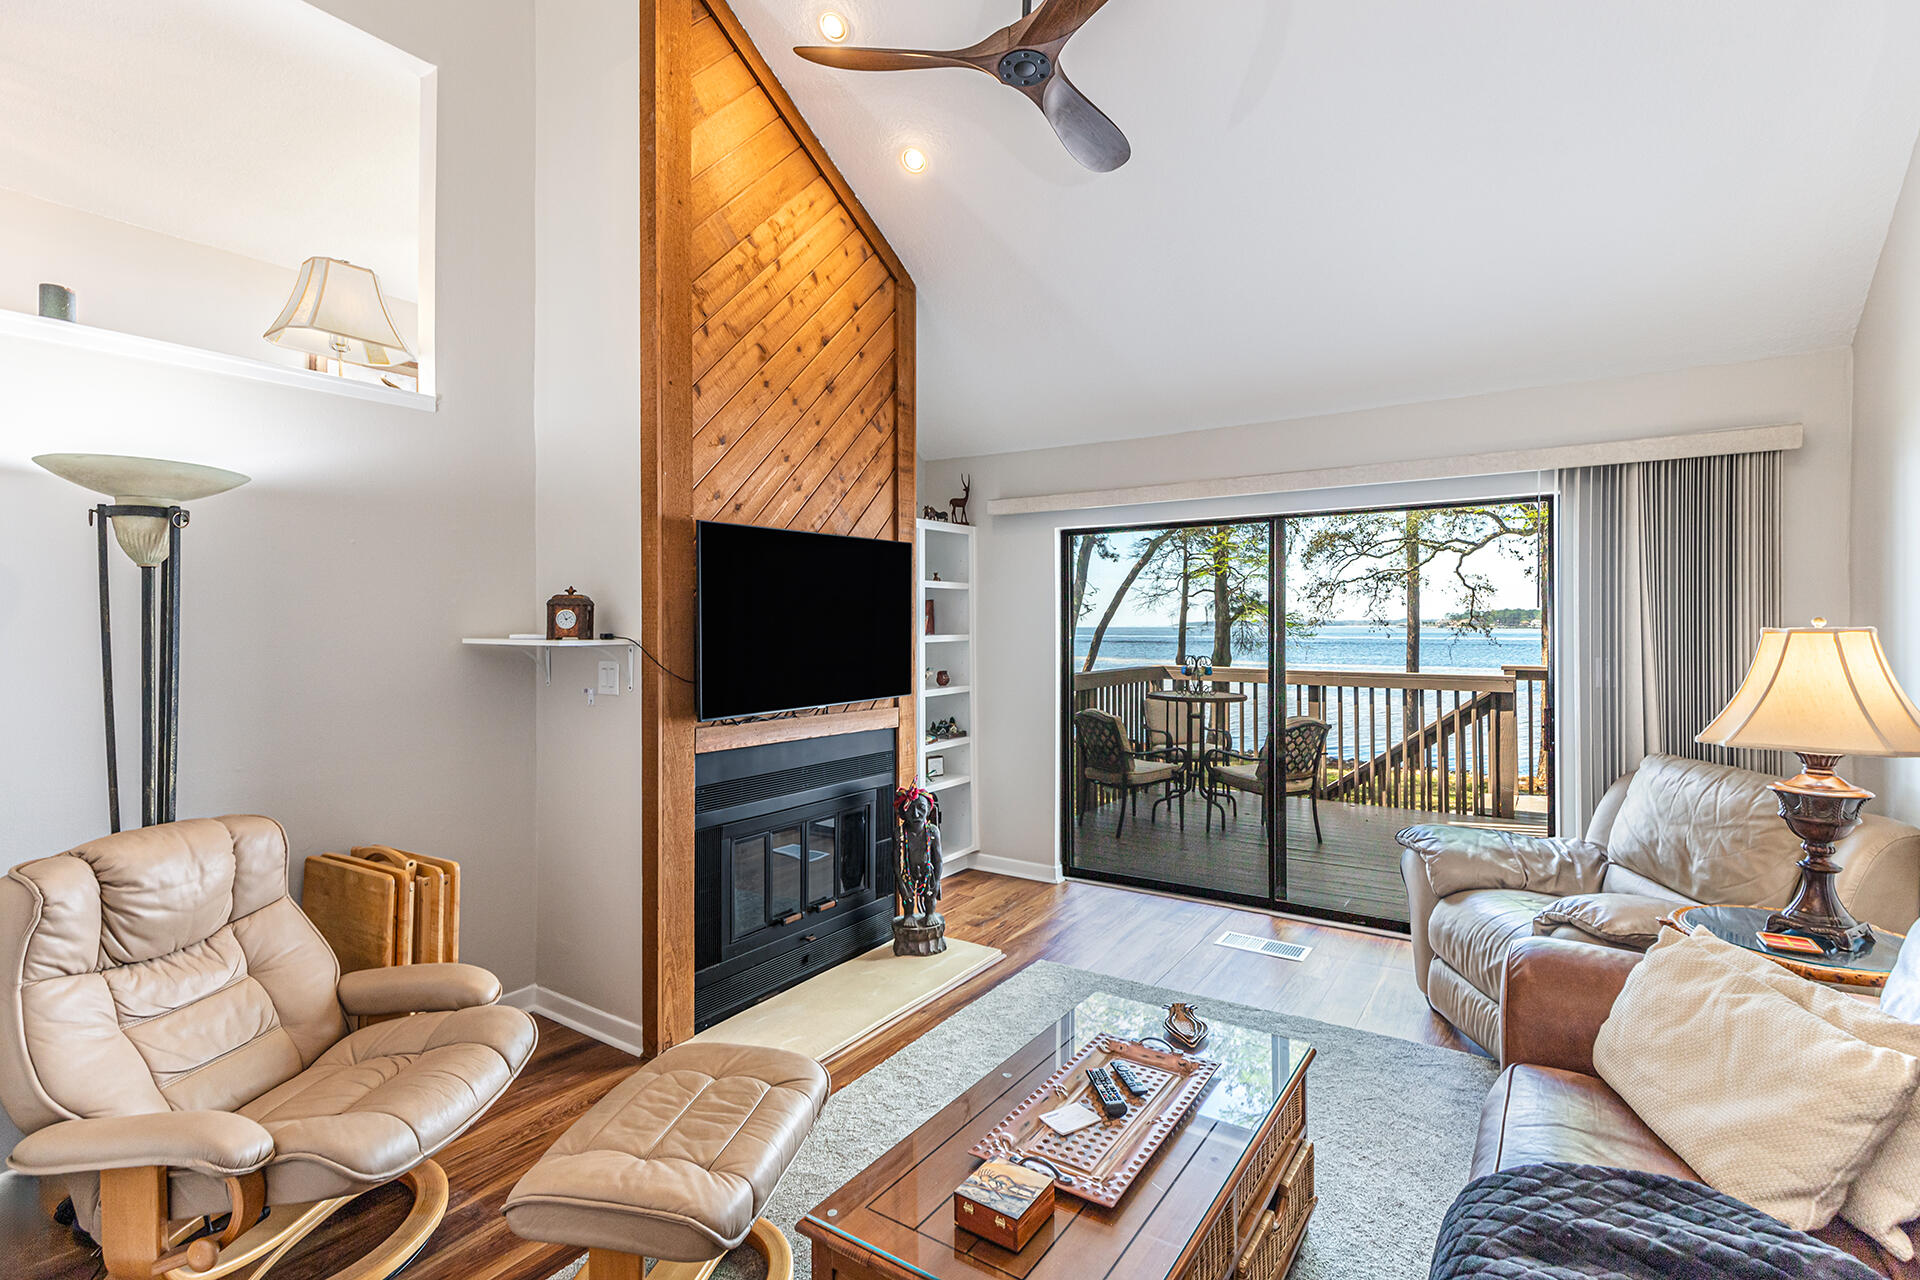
xmin=949 ymin=474 xmax=972 ymax=526
xmin=893 ymin=785 xmax=947 ymax=956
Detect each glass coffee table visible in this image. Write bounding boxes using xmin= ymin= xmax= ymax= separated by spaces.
xmin=799 ymin=993 xmax=1315 ymax=1280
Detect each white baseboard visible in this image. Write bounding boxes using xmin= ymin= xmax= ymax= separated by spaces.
xmin=502 ymin=984 xmax=647 ymax=1059
xmin=965 ymin=853 xmax=1063 ymax=884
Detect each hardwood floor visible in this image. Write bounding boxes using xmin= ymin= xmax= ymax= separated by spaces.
xmin=3 ymin=871 xmax=1471 ymax=1280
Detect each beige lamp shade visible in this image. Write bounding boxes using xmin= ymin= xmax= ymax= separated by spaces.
xmin=34 ymin=453 xmax=250 ymax=566
xmin=1697 ymin=624 xmax=1920 ymax=757
xmin=264 ymin=257 xmax=413 ymax=369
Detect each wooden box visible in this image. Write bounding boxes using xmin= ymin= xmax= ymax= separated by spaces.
xmin=954 ymin=1159 xmax=1054 ymax=1252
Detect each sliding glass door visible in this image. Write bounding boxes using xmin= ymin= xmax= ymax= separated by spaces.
xmin=1060 ymin=498 xmax=1554 ymax=930
xmin=1063 ymin=520 xmax=1276 ymax=902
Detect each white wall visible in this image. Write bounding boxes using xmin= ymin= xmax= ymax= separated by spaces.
xmin=0 ymin=0 xmax=536 ymax=1154
xmin=922 ymin=349 xmax=1859 ymax=878
xmin=1852 ymin=131 xmax=1920 ymax=813
xmin=530 ymin=0 xmax=648 ymax=1036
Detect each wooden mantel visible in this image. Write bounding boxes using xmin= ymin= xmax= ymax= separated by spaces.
xmin=640 ymin=0 xmax=918 ymax=1056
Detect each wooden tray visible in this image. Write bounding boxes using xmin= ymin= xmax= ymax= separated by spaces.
xmin=969 ymin=1034 xmax=1219 ymax=1208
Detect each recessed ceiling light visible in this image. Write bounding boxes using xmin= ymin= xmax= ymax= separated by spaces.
xmin=900 ymin=146 xmax=928 ymax=174
xmin=818 ymin=11 xmax=849 ymax=41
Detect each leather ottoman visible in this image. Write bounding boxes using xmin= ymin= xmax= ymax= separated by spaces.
xmin=505 ymin=1042 xmax=828 ymax=1280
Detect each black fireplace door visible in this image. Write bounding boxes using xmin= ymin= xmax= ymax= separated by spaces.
xmin=721 ymin=794 xmax=876 ymax=953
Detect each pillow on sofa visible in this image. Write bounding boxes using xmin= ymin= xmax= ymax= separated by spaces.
xmin=1533 ymin=893 xmax=1673 ymax=949
xmin=1672 ymin=930 xmax=1920 ymax=1260
xmin=1593 ymin=932 xmax=1920 ymax=1233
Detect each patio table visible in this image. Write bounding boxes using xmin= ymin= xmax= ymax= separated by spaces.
xmin=1145 ymin=688 xmax=1247 ymax=829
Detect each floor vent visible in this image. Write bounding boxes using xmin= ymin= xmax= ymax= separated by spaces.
xmin=1216 ymin=931 xmax=1313 ymax=962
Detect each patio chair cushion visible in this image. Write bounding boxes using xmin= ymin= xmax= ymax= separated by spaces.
xmin=1214 ymin=760 xmax=1261 ymax=793
xmin=1128 ymin=759 xmax=1179 ymax=785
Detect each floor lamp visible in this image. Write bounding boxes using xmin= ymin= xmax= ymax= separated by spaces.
xmin=34 ymin=454 xmax=250 ymax=831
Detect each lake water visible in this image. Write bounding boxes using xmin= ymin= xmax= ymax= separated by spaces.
xmin=1074 ymin=623 xmax=1545 ymax=672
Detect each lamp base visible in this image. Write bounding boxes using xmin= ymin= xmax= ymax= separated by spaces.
xmin=1767 ymin=753 xmax=1876 ymax=954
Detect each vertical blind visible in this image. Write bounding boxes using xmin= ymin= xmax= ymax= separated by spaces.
xmin=1556 ymin=451 xmax=1784 ymax=832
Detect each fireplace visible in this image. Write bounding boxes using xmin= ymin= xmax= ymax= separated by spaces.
xmin=694 ymin=729 xmax=896 ymax=1029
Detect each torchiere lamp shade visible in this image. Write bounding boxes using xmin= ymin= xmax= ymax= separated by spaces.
xmin=33 ymin=453 xmax=250 ymax=566
xmin=264 ymin=256 xmax=413 ymax=370
xmin=1697 ymin=624 xmax=1920 ymax=758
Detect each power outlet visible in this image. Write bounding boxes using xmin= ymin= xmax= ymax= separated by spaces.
xmin=597 ymin=660 xmax=622 ymax=696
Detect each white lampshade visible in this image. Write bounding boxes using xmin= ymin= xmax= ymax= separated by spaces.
xmin=264 ymin=257 xmax=413 ymax=369
xmin=34 ymin=453 xmax=250 ymax=566
xmin=1697 ymin=624 xmax=1920 ymax=758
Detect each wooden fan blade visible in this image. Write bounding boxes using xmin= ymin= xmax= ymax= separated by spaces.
xmin=792 ymin=45 xmax=980 ymax=73
xmin=1041 ymin=71 xmax=1131 ymax=172
xmin=1018 ymin=0 xmax=1117 ymax=48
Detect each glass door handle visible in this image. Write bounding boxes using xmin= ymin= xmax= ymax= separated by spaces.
xmin=811 ymin=898 xmax=838 ymax=912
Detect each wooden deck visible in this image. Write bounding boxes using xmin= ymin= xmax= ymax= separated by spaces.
xmin=1070 ymin=792 xmax=1550 ymax=923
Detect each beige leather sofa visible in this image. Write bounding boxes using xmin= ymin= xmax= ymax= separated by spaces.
xmin=1397 ymin=753 xmax=1920 ymax=1055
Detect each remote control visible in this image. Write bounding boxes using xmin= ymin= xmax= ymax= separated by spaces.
xmin=1110 ymin=1061 xmax=1150 ymax=1098
xmin=1086 ymin=1067 xmax=1128 ymax=1118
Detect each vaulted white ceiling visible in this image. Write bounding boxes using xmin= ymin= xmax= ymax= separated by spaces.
xmin=729 ymin=1 xmax=1920 ymax=459
xmin=0 ymin=0 xmax=425 ymax=299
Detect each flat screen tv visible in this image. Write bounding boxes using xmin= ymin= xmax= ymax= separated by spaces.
xmin=696 ymin=520 xmax=913 ymax=720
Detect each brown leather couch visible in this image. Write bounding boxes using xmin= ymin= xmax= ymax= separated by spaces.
xmin=1481 ymin=936 xmax=1919 ymax=1277
xmin=1400 ymin=753 xmax=1920 ymax=1054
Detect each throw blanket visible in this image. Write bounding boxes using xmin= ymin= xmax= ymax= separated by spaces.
xmin=1432 ymin=1163 xmax=1880 ymax=1280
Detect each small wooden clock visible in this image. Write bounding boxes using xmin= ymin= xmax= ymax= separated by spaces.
xmin=546 ymin=587 xmax=595 ymax=640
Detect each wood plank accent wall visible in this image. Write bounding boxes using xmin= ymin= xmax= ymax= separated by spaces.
xmin=641 ymin=0 xmax=918 ymax=1055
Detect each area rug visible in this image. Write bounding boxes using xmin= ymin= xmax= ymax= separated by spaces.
xmin=551 ymin=960 xmax=1499 ymax=1280
xmin=690 ymin=937 xmax=1004 ymax=1061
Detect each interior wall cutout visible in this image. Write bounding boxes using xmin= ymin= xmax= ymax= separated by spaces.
xmin=0 ymin=0 xmax=435 ymax=389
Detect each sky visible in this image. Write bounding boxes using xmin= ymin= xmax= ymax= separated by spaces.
xmin=1076 ymin=510 xmax=1545 ymax=629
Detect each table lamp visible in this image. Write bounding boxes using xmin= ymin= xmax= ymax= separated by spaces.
xmin=264 ymin=256 xmax=413 ymax=374
xmin=1697 ymin=620 xmax=1920 ymax=952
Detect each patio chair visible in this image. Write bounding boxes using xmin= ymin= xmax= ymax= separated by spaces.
xmin=1143 ymin=690 xmax=1230 ymax=758
xmin=1208 ymin=716 xmax=1331 ymax=842
xmin=1073 ymin=708 xmax=1184 ymax=838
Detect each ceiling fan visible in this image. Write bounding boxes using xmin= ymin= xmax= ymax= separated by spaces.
xmin=793 ymin=0 xmax=1130 ymax=173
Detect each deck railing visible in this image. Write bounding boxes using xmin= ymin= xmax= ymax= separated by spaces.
xmin=1072 ymin=662 xmax=1549 ymax=821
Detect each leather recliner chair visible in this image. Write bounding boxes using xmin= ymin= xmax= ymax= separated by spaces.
xmin=0 ymin=816 xmax=537 ymax=1280
xmin=1398 ymin=753 xmax=1920 ymax=1055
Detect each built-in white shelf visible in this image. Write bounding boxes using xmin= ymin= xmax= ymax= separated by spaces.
xmin=917 ymin=517 xmax=978 ymax=870
xmin=0 ymin=309 xmax=436 ymax=411
xmin=463 ymin=635 xmax=638 ymax=687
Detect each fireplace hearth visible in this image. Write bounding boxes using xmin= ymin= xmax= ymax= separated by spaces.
xmin=694 ymin=728 xmax=897 ymax=1028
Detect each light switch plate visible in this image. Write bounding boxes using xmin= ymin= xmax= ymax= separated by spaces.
xmin=597 ymin=660 xmax=621 ymax=695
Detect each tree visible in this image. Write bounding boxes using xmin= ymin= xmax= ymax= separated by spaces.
xmin=1078 ymin=530 xmax=1175 ymax=671
xmin=1291 ymin=503 xmax=1546 ymax=672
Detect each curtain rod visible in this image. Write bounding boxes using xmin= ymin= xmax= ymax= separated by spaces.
xmin=981 ymin=423 xmax=1804 ymax=518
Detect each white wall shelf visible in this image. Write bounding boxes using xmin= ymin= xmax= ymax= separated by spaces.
xmin=0 ymin=308 xmax=437 ymax=412
xmin=917 ymin=517 xmax=978 ymax=869
xmin=463 ymin=635 xmax=638 ymax=687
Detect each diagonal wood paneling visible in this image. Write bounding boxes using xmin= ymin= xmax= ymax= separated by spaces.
xmin=645 ymin=0 xmax=917 ymax=1054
